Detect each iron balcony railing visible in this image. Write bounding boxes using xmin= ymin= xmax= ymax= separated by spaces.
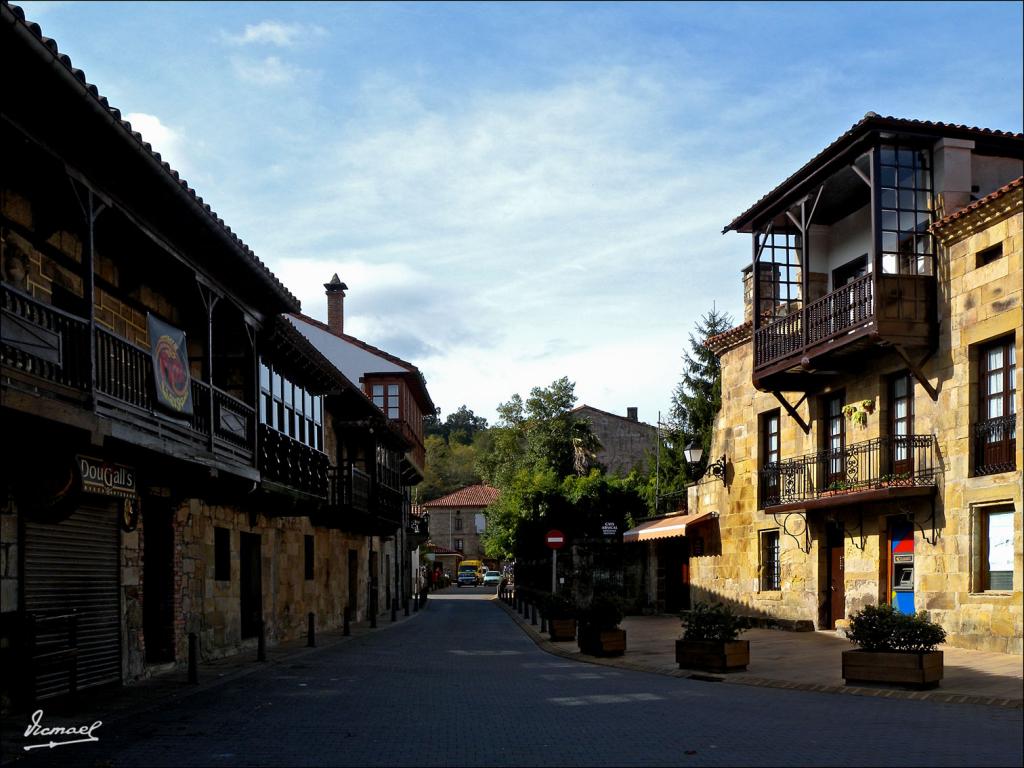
xmin=973 ymin=415 xmax=1017 ymax=476
xmin=759 ymin=434 xmax=938 ymax=508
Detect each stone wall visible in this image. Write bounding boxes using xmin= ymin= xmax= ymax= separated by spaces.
xmin=574 ymin=407 xmax=657 ymax=476
xmin=688 ymin=194 xmax=1022 ymax=653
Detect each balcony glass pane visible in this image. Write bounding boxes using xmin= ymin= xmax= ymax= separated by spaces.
xmin=260 ymin=362 xmax=270 ymax=390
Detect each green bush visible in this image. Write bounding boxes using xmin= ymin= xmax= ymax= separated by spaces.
xmin=577 ymin=594 xmax=624 ymax=630
xmin=846 ymin=604 xmax=947 ymax=652
xmin=680 ymin=602 xmax=748 ymax=642
xmin=542 ymin=592 xmax=576 ymax=619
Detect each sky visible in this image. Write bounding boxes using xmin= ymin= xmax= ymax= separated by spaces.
xmin=17 ymin=1 xmax=1023 ymax=426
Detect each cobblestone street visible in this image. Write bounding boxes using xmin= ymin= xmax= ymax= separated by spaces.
xmin=4 ymin=592 xmax=1022 ymax=767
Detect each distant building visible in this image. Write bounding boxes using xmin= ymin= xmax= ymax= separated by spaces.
xmin=571 ymin=405 xmax=658 ymax=476
xmin=423 ymin=484 xmax=500 ymax=564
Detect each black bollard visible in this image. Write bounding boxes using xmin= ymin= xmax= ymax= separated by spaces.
xmin=413 ymin=593 xmax=419 ymax=613
xmin=541 ymin=615 xmax=547 ymax=633
xmin=343 ymin=605 xmax=351 ymax=637
xmin=391 ymin=594 xmax=397 ymax=622
xmin=531 ymin=604 xmax=537 ymax=625
xmin=257 ymin=619 xmax=267 ymax=662
xmin=307 ymin=612 xmax=316 ymax=647
xmin=404 ymin=598 xmax=410 ymax=617
xmin=188 ymin=632 xmax=199 ymax=684
xmin=370 ymin=595 xmax=377 ymax=629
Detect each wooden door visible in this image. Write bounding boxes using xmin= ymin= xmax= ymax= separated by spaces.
xmin=239 ymin=532 xmax=262 ymax=639
xmin=829 ymin=546 xmax=846 ymax=628
xmin=823 ymin=393 xmax=846 ymax=489
xmin=347 ymin=549 xmax=359 ymax=614
xmin=889 ymin=373 xmax=914 ymax=477
xmin=143 ymin=501 xmax=175 ymax=663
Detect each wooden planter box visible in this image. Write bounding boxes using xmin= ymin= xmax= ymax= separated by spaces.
xmin=548 ymin=618 xmax=577 ymax=642
xmin=675 ymin=639 xmax=749 ymax=672
xmin=578 ymin=628 xmax=626 ymax=657
xmin=842 ymin=649 xmax=943 ymax=689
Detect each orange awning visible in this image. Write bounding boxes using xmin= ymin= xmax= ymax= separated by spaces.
xmin=623 ymin=511 xmax=716 ymax=543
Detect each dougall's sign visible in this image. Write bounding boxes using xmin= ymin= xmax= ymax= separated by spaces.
xmin=77 ymin=456 xmax=136 ymax=499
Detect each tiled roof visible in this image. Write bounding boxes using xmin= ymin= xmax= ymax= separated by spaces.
xmin=5 ymin=2 xmax=299 ymax=311
xmin=421 ymin=484 xmax=499 ymax=508
xmin=705 ymin=320 xmax=754 ymax=354
xmin=724 ymin=113 xmax=1023 ymax=234
xmin=930 ymin=176 xmax=1024 ymax=231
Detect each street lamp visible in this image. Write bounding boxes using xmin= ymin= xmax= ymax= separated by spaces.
xmin=685 ymin=441 xmax=727 ymax=485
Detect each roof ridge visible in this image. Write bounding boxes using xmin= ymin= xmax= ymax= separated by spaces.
xmin=931 ymin=176 xmax=1024 ymax=231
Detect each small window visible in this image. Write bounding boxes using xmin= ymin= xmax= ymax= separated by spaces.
xmin=760 ymin=530 xmax=780 ymax=591
xmin=454 ymin=538 xmax=464 ymax=552
xmin=454 ymin=515 xmax=463 ymax=531
xmin=214 ymin=527 xmax=231 ymax=581
xmin=304 ymin=535 xmax=315 ymax=581
xmin=977 ymin=243 xmax=1003 ymax=268
xmin=979 ymin=507 xmax=1014 ymax=591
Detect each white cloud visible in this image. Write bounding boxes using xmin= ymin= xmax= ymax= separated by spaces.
xmin=222 ymin=21 xmax=326 ymax=48
xmin=122 ymin=112 xmax=192 ymax=177
xmin=231 ymin=56 xmax=303 ymax=86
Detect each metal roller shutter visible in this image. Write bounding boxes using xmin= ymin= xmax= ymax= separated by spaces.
xmin=24 ymin=500 xmax=121 ymax=698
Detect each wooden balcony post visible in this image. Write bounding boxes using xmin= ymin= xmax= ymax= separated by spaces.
xmin=197 ymin=282 xmax=220 ymax=452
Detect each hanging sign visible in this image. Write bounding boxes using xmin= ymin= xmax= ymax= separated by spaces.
xmin=601 ymin=521 xmax=618 ymax=537
xmin=77 ymin=455 xmax=136 ymax=498
xmin=148 ymin=314 xmax=193 ymax=416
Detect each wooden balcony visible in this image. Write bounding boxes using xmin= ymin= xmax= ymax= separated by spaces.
xmin=258 ymin=424 xmax=329 ymax=499
xmin=760 ymin=434 xmax=938 ymax=513
xmin=753 ymin=273 xmax=936 ymax=391
xmin=2 ymin=285 xmax=256 ymax=476
xmin=319 ymin=464 xmax=400 ymax=535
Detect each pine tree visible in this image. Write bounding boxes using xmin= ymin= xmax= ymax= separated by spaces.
xmin=670 ymin=307 xmax=733 ymax=476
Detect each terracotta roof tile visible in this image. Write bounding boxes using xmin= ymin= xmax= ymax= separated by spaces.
xmin=705 ymin=320 xmax=753 ymax=353
xmin=6 ymin=3 xmax=299 ymax=311
xmin=421 ymin=484 xmax=499 ymax=508
xmin=930 ymin=176 xmax=1024 ymax=231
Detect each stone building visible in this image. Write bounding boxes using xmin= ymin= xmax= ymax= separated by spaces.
xmin=0 ymin=4 xmax=429 ymax=711
xmin=680 ymin=114 xmax=1021 ymax=653
xmin=423 ymin=484 xmax=500 ymax=564
xmin=571 ymin=405 xmax=658 ymax=476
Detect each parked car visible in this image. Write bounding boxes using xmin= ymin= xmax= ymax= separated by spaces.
xmin=457 ymin=571 xmax=478 ymax=588
xmin=482 ymin=571 xmax=502 ymax=587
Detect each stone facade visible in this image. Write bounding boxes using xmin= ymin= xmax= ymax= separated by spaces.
xmin=572 ymin=405 xmax=658 ymax=476
xmin=687 ymin=181 xmax=1022 ymax=653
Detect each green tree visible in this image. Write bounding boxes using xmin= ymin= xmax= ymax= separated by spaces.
xmin=417 ymin=434 xmax=482 ymax=502
xmin=477 ymin=377 xmax=596 ymax=488
xmin=669 ymin=307 xmax=733 ymax=479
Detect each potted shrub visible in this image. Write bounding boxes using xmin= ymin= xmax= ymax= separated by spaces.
xmin=542 ymin=593 xmax=577 ymax=641
xmin=576 ymin=593 xmax=626 ymax=656
xmin=676 ymin=601 xmax=750 ymax=672
xmin=842 ymin=604 xmax=946 ymax=689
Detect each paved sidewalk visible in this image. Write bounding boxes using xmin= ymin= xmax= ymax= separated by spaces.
xmin=0 ymin=601 xmax=425 ymax=766
xmin=498 ymin=597 xmax=1024 ymax=709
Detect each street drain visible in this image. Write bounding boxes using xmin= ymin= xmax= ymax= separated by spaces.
xmin=687 ymin=674 xmax=724 ymax=683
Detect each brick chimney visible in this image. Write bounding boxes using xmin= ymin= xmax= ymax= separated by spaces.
xmin=627 ymin=407 xmax=638 ymax=421
xmin=324 ymin=274 xmax=348 ymax=335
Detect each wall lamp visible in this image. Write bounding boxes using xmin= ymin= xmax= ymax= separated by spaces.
xmin=683 ymin=442 xmax=727 ymax=485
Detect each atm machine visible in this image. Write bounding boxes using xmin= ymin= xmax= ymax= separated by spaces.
xmin=890 ymin=520 xmax=915 ymax=614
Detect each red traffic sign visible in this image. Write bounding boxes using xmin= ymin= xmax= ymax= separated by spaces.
xmin=545 ymin=530 xmax=566 ymax=550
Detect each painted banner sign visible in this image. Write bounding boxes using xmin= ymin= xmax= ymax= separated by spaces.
xmin=77 ymin=455 xmax=136 ymax=498
xmin=148 ymin=314 xmax=193 ymax=416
